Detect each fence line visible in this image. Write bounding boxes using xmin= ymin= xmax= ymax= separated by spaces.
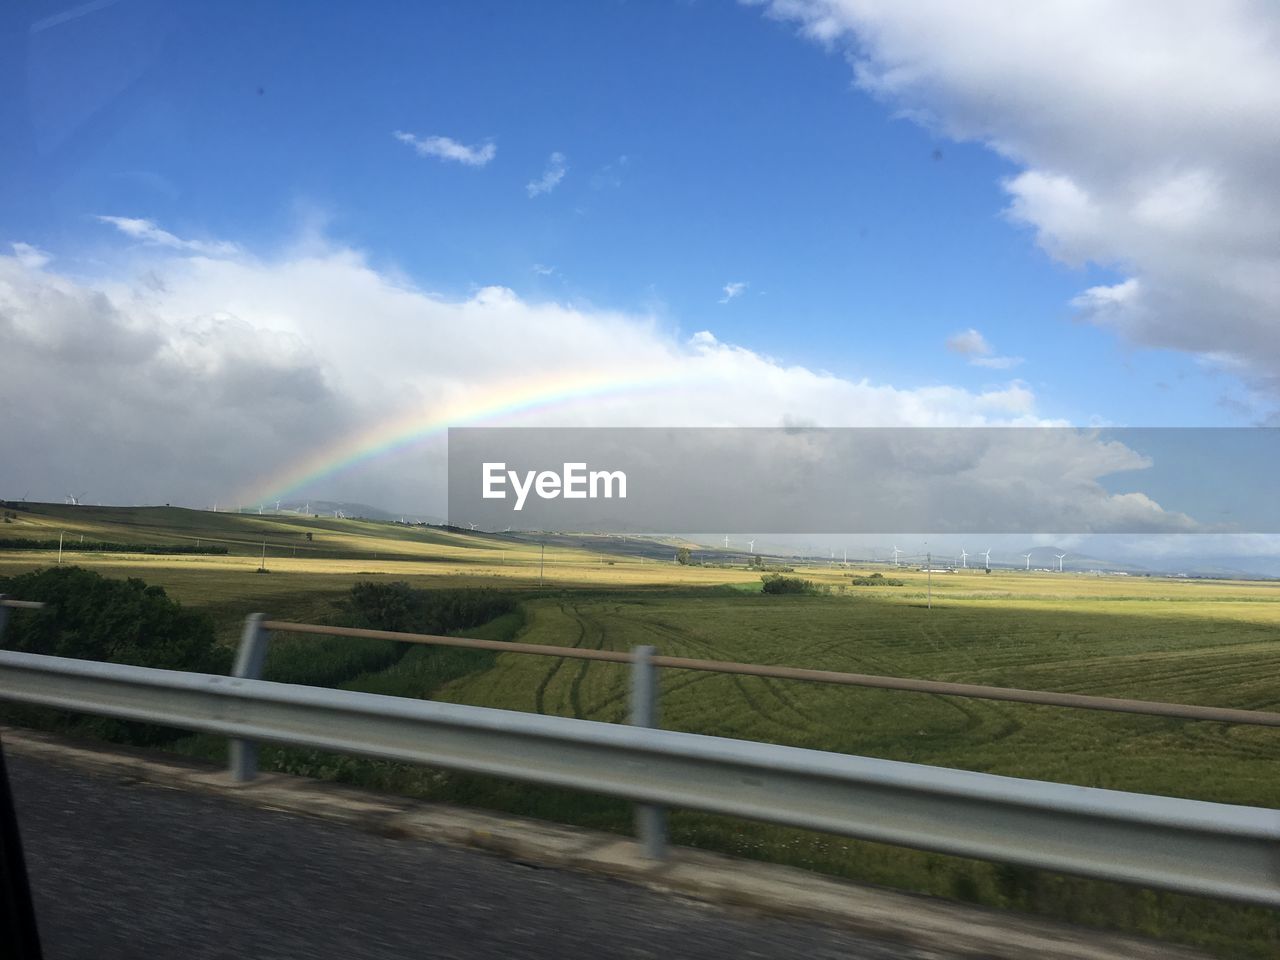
xmin=262 ymin=619 xmax=1280 ymax=728
xmin=1 ymin=648 xmax=1277 ymax=907
xmin=264 ymin=620 xmax=635 ymax=664
xmin=4 ymin=601 xmax=1277 ymax=876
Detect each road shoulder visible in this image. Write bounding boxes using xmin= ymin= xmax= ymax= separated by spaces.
xmin=1 ymin=726 xmax=1212 ymax=960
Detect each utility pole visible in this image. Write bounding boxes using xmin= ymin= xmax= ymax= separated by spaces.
xmin=58 ymin=532 xmax=63 ymax=564
xmin=261 ymin=540 xmax=266 ymax=571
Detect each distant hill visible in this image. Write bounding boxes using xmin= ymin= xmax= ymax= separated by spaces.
xmin=272 ymin=501 xmax=445 ymax=524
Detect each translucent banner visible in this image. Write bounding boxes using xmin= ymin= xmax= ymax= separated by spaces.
xmin=446 ymin=427 xmax=1279 ymax=533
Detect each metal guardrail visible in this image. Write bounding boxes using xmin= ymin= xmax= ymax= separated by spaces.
xmin=0 ymin=648 xmax=1277 ymax=906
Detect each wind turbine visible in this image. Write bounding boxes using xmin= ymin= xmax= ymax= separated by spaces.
xmin=982 ymin=548 xmax=992 ymax=570
xmin=747 ymin=538 xmax=756 ymax=553
xmin=468 ymin=522 xmax=478 ymax=531
xmin=723 ymin=535 xmax=731 ymax=549
xmin=1022 ymin=553 xmax=1032 ymax=570
xmin=1055 ymin=553 xmax=1066 ymax=572
xmin=891 ymin=545 xmax=902 ymax=566
xmin=959 ymin=548 xmax=969 ymax=569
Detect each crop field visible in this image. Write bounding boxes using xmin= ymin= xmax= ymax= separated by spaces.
xmin=2 ymin=503 xmax=1278 ymax=957
xmin=424 ymin=591 xmax=1279 ymax=958
xmin=440 ymin=592 xmax=1280 ymax=801
xmin=0 ymin=502 xmax=758 ymax=639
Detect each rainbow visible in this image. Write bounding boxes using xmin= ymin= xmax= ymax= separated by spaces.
xmin=238 ymin=367 xmax=682 ymax=507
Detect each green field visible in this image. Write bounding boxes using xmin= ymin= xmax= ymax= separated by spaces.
xmin=2 ymin=502 xmax=1278 ymax=958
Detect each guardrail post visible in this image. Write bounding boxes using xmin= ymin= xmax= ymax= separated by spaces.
xmin=228 ymin=613 xmax=269 ymax=782
xmin=630 ymin=644 xmax=667 ymax=859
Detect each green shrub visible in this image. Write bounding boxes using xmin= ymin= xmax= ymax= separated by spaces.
xmin=0 ymin=566 xmax=222 ymax=671
xmin=341 ymin=580 xmax=516 ymax=635
xmin=0 ymin=566 xmax=225 ymax=744
xmin=850 ymin=572 xmax=905 ymax=586
xmin=760 ymin=573 xmax=819 ymax=595
xmin=262 ymin=582 xmax=520 ymax=688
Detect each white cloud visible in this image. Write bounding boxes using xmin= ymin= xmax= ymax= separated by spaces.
xmin=526 ymin=152 xmax=567 ymax=197
xmin=945 ymin=327 xmax=1022 ymax=369
xmin=751 ymin=0 xmax=1280 ymax=409
xmin=945 ymin=328 xmax=988 ymax=356
xmin=531 ymin=263 xmax=555 ymax=276
xmin=0 ymin=230 xmax=1068 ymax=512
xmin=4 ymin=229 xmax=1214 ymax=533
xmin=719 ymin=281 xmax=748 ymax=303
xmin=96 ymin=216 xmax=239 ymax=256
xmin=1072 ymin=278 xmax=1142 ymax=320
xmin=392 ymin=131 xmax=496 ymax=167
xmin=11 ymin=242 xmax=51 ymax=269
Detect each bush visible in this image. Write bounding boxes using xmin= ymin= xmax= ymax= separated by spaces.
xmin=0 ymin=566 xmax=225 ymax=744
xmin=340 ymin=581 xmax=517 ymax=635
xmin=0 ymin=566 xmax=222 ymax=671
xmin=849 ymin=572 xmax=905 ymax=586
xmin=760 ymin=573 xmax=819 ymax=595
xmin=261 ymin=582 xmax=520 ymax=689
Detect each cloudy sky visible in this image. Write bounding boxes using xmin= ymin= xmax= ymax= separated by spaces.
xmin=2 ymin=1 xmax=1278 ymax=533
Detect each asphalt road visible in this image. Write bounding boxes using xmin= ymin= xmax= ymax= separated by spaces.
xmin=7 ymin=754 xmax=947 ymax=960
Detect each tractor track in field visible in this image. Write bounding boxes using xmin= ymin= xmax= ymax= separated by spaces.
xmin=567 ymin=604 xmax=613 ymax=719
xmin=575 ymin=616 xmax=783 ymax=726
xmin=578 ymin=616 xmax=723 ymax=720
xmin=784 ymin=644 xmax=1027 ymax=745
xmin=719 ymin=672 xmax=824 ymax=735
xmin=1179 ymin=726 xmax=1280 ymax=763
xmin=533 ymin=602 xmax=585 ymax=717
xmin=635 ymin=618 xmax=820 ymax=732
xmin=1082 ymin=656 xmax=1280 ymax=694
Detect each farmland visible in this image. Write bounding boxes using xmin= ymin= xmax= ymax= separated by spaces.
xmin=1 ymin=502 xmax=1278 ymax=957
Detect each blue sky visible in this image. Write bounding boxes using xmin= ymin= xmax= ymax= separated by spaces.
xmin=3 ymin=0 xmax=1278 ymax=518
xmin=3 ymin=0 xmax=1245 ymax=424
